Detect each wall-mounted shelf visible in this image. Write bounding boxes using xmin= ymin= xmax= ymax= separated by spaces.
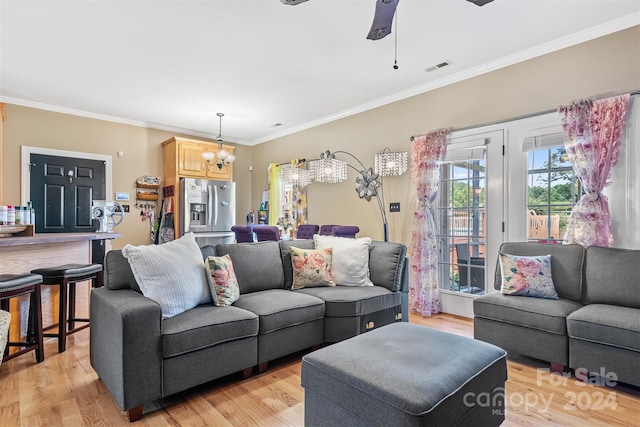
xmin=136 ymin=190 xmax=159 ymax=201
xmin=135 ymin=176 xmax=161 ymax=206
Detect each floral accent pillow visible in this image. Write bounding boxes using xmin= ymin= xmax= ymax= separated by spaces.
xmin=499 ymin=253 xmax=559 ymax=299
xmin=205 ymin=254 xmax=240 ymax=306
xmin=290 ymin=247 xmax=336 ymax=290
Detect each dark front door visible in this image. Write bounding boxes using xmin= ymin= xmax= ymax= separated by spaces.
xmin=30 ymin=153 xmax=107 ymax=263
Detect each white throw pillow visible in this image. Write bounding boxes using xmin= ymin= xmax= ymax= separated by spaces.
xmin=122 ymin=233 xmax=212 ymax=318
xmin=313 ymin=235 xmax=373 ymax=286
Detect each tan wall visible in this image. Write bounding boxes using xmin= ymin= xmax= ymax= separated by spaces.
xmin=252 ymin=26 xmax=640 ymax=245
xmin=1 ymin=105 xmax=253 ymax=248
xmin=1 ymin=26 xmax=638 ymax=248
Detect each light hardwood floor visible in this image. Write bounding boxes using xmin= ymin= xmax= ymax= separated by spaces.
xmin=1 ymin=289 xmax=639 ymax=426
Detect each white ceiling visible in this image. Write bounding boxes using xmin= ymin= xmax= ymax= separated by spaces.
xmin=1 ymin=1 xmax=638 ymax=146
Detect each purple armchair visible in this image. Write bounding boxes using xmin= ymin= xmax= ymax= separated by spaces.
xmin=296 ymin=224 xmax=319 ymax=239
xmin=253 ymin=225 xmax=281 ymax=241
xmin=332 ymin=225 xmax=359 ymax=238
xmin=319 ymin=224 xmax=359 ymax=238
xmin=231 ymin=225 xmax=254 ymax=243
xmin=319 ymin=225 xmax=339 ymax=236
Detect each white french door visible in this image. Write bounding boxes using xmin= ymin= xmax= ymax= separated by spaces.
xmin=436 ymin=128 xmax=504 ymax=318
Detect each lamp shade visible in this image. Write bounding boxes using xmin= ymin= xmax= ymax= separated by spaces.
xmin=374 ymin=150 xmax=408 ymax=176
xmin=309 ymin=157 xmax=347 ymax=183
xmin=282 ymin=165 xmax=311 ymax=187
xmin=202 ymin=151 xmax=215 ymax=162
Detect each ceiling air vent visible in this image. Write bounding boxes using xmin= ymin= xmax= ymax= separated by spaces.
xmin=425 ymin=60 xmax=452 ymax=73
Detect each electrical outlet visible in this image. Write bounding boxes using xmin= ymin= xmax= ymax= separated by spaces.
xmin=389 ymin=202 xmax=400 ymax=212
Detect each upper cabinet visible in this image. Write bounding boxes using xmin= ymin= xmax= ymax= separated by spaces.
xmin=163 ymin=137 xmax=234 ymax=182
xmin=178 ymin=141 xmax=207 ymax=177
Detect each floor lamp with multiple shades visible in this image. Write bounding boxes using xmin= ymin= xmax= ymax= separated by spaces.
xmin=307 ymin=148 xmax=407 ymax=242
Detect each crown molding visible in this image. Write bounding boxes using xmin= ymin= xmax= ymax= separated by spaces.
xmin=2 ymin=12 xmax=637 ymax=147
xmin=0 ymin=96 xmax=252 ymax=146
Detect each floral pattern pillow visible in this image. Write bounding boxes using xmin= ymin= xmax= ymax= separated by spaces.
xmin=290 ymin=247 xmax=335 ymax=290
xmin=205 ymin=254 xmax=240 ymax=306
xmin=499 ymin=253 xmax=559 ymax=299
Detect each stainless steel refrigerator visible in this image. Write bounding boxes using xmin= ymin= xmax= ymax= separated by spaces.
xmin=179 ymin=178 xmax=236 ymax=247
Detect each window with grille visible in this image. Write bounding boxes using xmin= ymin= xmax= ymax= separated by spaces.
xmin=438 ymin=144 xmax=486 ymax=295
xmin=524 ymin=134 xmax=582 ymax=243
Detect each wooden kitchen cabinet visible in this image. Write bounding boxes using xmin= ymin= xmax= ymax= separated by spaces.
xmin=178 ymin=141 xmax=208 ymax=177
xmin=163 ymin=137 xmax=234 ymax=181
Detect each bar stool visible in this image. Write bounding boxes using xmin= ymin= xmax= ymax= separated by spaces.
xmin=31 ymin=264 xmax=103 ymax=353
xmin=0 ymin=273 xmax=45 ymax=363
xmin=0 ymin=310 xmax=10 ymax=365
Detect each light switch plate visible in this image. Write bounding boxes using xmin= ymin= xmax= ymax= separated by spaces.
xmin=389 ymin=202 xmax=400 ymax=212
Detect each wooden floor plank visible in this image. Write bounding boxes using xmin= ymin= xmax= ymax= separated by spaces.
xmin=1 ymin=304 xmax=638 ymax=426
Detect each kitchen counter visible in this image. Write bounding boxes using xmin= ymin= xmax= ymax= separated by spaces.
xmin=0 ymin=231 xmax=121 ymax=274
xmin=0 ymin=231 xmax=121 ymax=247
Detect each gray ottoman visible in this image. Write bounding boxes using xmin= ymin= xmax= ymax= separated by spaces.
xmin=301 ymin=323 xmax=507 ymax=427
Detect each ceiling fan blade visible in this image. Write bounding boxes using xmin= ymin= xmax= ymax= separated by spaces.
xmin=467 ymin=0 xmax=494 ymax=6
xmin=366 ymin=0 xmax=400 ymax=41
xmin=280 ymin=0 xmax=310 ymax=5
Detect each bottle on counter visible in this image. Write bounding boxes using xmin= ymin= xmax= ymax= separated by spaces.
xmin=28 ymin=201 xmax=35 ymax=226
xmin=0 ymin=205 xmax=6 ymax=225
xmin=15 ymin=206 xmax=22 ymax=224
xmin=20 ymin=206 xmax=28 ymax=225
xmin=23 ymin=206 xmax=31 ymax=225
xmin=6 ymin=205 xmax=15 ymax=225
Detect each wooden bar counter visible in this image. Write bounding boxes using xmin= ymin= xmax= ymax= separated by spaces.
xmin=0 ymin=228 xmax=121 ymax=357
xmin=0 ymin=228 xmax=121 ymax=274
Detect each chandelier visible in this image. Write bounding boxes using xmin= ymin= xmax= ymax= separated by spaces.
xmin=202 ymin=113 xmax=235 ymax=170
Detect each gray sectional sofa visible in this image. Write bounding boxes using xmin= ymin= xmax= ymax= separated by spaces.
xmin=90 ymin=239 xmax=408 ymax=421
xmin=473 ymin=242 xmax=640 ymax=388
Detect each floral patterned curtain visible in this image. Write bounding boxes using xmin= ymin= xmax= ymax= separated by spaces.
xmin=558 ymin=94 xmax=630 ymax=247
xmin=409 ymin=129 xmax=449 ymax=316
